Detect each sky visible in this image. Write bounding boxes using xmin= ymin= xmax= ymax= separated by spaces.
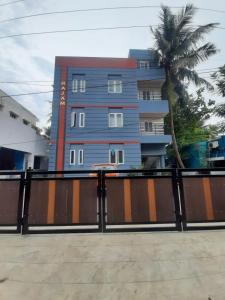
xmin=0 ymin=0 xmax=224 ymax=129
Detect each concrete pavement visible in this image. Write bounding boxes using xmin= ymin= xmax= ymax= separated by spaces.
xmin=0 ymin=231 xmax=225 ymax=299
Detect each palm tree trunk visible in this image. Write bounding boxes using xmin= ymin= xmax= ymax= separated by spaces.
xmin=165 ymin=69 xmax=185 ymax=168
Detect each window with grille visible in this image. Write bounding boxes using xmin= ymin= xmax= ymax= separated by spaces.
xmin=108 ymin=113 xmax=123 ymax=127
xmin=72 ymin=75 xmax=86 ymax=93
xmin=144 ymin=121 xmax=153 ymax=132
xmin=71 ymin=111 xmax=85 ymax=127
xmin=78 ymin=149 xmax=84 ymax=165
xmin=109 ymin=149 xmax=124 ymax=164
xmin=70 ymin=150 xmax=76 ymax=165
xmin=108 ymin=75 xmax=122 ymax=93
xmin=139 ymin=60 xmax=150 ymax=69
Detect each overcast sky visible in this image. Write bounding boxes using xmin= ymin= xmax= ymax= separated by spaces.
xmin=0 ymin=0 xmax=224 ymax=128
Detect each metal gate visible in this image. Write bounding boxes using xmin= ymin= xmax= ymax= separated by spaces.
xmin=22 ymin=170 xmax=102 ymax=234
xmin=0 ymin=171 xmax=24 ymax=233
xmin=102 ymin=169 xmax=181 ymax=232
xmin=1 ymin=168 xmax=225 ymax=234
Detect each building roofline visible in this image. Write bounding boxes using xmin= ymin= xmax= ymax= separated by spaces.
xmin=0 ymin=89 xmax=39 ymax=122
xmin=55 ymin=56 xmax=137 ymax=69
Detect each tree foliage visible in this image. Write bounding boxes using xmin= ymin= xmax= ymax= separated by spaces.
xmin=151 ymin=4 xmax=219 ymax=167
xmin=165 ymin=88 xmax=217 ymax=165
xmin=212 ymin=65 xmax=225 ymax=132
xmin=165 ymin=88 xmax=216 ymax=148
xmin=212 ymin=65 xmax=225 ymax=97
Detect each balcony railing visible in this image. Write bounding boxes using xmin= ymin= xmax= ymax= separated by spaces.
xmin=138 ymin=90 xmax=162 ymax=101
xmin=140 ymin=123 xmax=164 ymax=135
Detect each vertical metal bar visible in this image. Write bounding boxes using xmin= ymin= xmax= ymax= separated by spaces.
xmin=21 ymin=170 xmax=32 ymax=235
xmin=171 ymin=169 xmax=182 ymax=232
xmin=177 ymin=169 xmax=187 ymax=231
xmin=16 ymin=172 xmax=25 ymax=233
xmin=97 ymin=170 xmax=103 ymax=232
xmin=101 ymin=171 xmax=106 ymax=232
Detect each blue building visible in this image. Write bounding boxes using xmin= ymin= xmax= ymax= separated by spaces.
xmin=208 ymin=136 xmax=225 ymax=167
xmin=181 ymin=141 xmax=208 ymax=168
xmin=49 ymin=49 xmax=171 ymax=171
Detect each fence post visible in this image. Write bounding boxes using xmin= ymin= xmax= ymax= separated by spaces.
xmin=16 ymin=172 xmax=25 ymax=233
xmin=171 ymin=169 xmax=182 ymax=231
xmin=177 ymin=169 xmax=187 ymax=231
xmin=101 ymin=171 xmax=106 ymax=232
xmin=21 ymin=170 xmax=32 ymax=235
xmin=97 ymin=170 xmax=103 ymax=232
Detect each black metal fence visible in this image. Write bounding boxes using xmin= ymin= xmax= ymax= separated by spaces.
xmin=0 ymin=168 xmax=225 ymax=234
xmin=0 ymin=171 xmax=25 ymax=233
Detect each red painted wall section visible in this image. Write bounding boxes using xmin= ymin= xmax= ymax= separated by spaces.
xmin=55 ymin=56 xmax=137 ymax=69
xmin=69 ymin=104 xmax=138 ymax=109
xmin=66 ymin=141 xmax=139 ymax=145
xmin=56 ymin=67 xmax=67 ymax=171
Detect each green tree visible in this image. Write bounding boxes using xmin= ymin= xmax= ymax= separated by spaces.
xmin=151 ymin=4 xmax=218 ymax=167
xmin=212 ymin=65 xmax=225 ymax=132
xmin=165 ymin=88 xmax=216 ymax=164
xmin=212 ymin=65 xmax=225 ymax=96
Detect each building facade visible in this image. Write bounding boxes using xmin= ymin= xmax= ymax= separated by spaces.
xmin=0 ymin=89 xmax=48 ymax=170
xmin=49 ymin=49 xmax=171 ymax=171
xmin=208 ymin=136 xmax=225 ymax=167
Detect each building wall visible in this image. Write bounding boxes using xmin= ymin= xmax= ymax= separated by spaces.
xmin=49 ymin=50 xmax=171 ymax=171
xmin=0 ymin=92 xmax=48 ymax=169
xmin=0 ymin=89 xmax=38 ymax=125
xmin=49 ymin=60 xmax=142 ymax=170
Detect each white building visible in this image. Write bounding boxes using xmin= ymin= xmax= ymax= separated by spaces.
xmin=0 ymin=89 xmax=48 ymax=170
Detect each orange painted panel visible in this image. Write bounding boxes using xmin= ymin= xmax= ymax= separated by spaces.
xmin=202 ymin=178 xmax=214 ymax=220
xmin=72 ymin=180 xmax=80 ymax=223
xmin=47 ymin=181 xmax=56 ymax=224
xmin=147 ymin=179 xmax=157 ymax=222
xmin=124 ymin=179 xmax=132 ymax=222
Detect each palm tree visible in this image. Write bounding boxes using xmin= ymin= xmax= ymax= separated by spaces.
xmin=151 ymin=4 xmax=218 ymax=168
xmin=212 ymin=65 xmax=225 ymax=132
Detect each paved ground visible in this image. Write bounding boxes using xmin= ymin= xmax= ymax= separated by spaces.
xmin=0 ymin=231 xmax=225 ymax=299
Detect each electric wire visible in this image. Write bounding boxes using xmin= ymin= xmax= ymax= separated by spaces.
xmin=0 ymin=120 xmax=146 ymax=147
xmin=1 ymin=25 xmax=225 ymax=40
xmin=0 ymin=4 xmax=225 ymax=24
xmin=0 ymin=0 xmax=25 ymax=7
xmin=0 ymin=67 xmax=220 ymax=86
xmin=0 ymin=68 xmax=219 ymax=99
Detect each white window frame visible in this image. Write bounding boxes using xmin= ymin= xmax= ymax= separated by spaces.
xmin=71 ymin=112 xmax=77 ymax=127
xmin=70 ymin=150 xmax=76 ymax=165
xmin=109 ymin=149 xmax=124 ymax=165
xmin=117 ymin=150 xmax=124 ymax=164
xmin=108 ymin=113 xmax=123 ymax=128
xmin=139 ymin=60 xmax=150 ymax=69
xmin=109 ymin=149 xmax=116 ymax=164
xmin=72 ymin=79 xmax=78 ymax=93
xmin=108 ymin=80 xmax=122 ymax=93
xmin=78 ymin=149 xmax=84 ymax=165
xmin=80 ymin=80 xmax=86 ymax=93
xmin=79 ymin=113 xmax=85 ymax=128
xmin=72 ymin=78 xmax=86 ymax=93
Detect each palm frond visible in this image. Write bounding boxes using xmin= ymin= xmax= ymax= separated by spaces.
xmin=174 ymin=43 xmax=218 ymax=69
xmin=215 ymin=103 xmax=225 ymax=117
xmin=175 ymin=4 xmax=195 ymax=33
xmin=177 ymin=68 xmax=214 ymax=90
xmin=175 ymin=23 xmax=219 ymax=56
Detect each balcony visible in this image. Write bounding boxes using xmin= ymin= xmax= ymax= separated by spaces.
xmin=139 ymin=100 xmax=169 ymax=115
xmin=137 ymin=82 xmax=169 ymax=115
xmin=136 ymin=67 xmax=164 ymax=81
xmin=140 ymin=123 xmax=171 ymax=144
xmin=138 ymin=89 xmax=162 ymax=101
xmin=140 ymin=123 xmax=164 ymax=135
